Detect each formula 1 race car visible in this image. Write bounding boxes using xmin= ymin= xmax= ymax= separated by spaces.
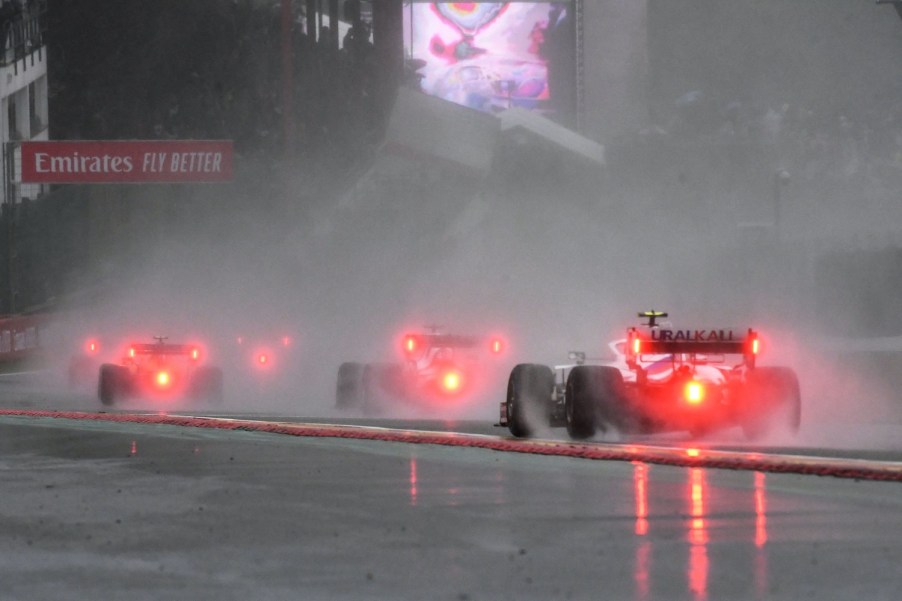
xmin=233 ymin=332 xmax=295 ymax=374
xmin=225 ymin=331 xmax=298 ymax=395
xmin=500 ymin=311 xmax=801 ymax=441
xmin=336 ymin=328 xmax=507 ymax=414
xmin=97 ymin=337 xmax=223 ymax=406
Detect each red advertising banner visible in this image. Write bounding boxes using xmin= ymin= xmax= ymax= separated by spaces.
xmin=19 ymin=140 xmax=234 ymax=184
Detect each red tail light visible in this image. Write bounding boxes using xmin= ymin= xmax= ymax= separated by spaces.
xmin=684 ymin=381 xmax=705 ymax=405
xmin=490 ymin=338 xmax=503 ymax=355
xmin=441 ymin=370 xmax=462 ymax=393
xmin=252 ymin=345 xmax=274 ymax=371
xmin=190 ymin=348 xmax=200 ymax=361
xmin=625 ymin=329 xmax=642 ymax=369
xmin=403 ymin=334 xmax=419 ymax=357
xmin=745 ymin=329 xmax=761 ymax=356
xmin=86 ymin=339 xmax=99 ymax=354
xmin=129 ymin=347 xmax=136 ymax=359
xmin=282 ymin=336 xmax=291 ymax=347
xmin=156 ymin=371 xmax=171 ymax=387
xmin=745 ymin=331 xmax=760 ymax=368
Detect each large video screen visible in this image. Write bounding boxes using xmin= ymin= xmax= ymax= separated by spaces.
xmin=403 ymin=2 xmax=576 ymax=124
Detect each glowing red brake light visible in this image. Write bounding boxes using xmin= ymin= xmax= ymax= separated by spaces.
xmin=156 ymin=371 xmax=170 ymax=387
xmin=752 ymin=338 xmax=759 ymax=355
xmin=129 ymin=347 xmax=136 ymax=358
xmin=86 ymin=339 xmax=99 ymax=354
xmin=632 ymin=337 xmax=641 ymax=355
xmin=442 ymin=370 xmax=462 ymax=392
xmin=403 ymin=335 xmax=418 ymax=356
xmin=282 ymin=336 xmax=291 ymax=347
xmin=490 ymin=338 xmax=503 ymax=354
xmin=191 ymin=348 xmax=200 ymax=361
xmin=258 ymin=353 xmax=268 ymax=365
xmin=684 ymin=381 xmax=705 ymax=405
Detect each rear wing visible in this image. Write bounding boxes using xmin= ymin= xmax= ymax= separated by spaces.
xmin=626 ymin=327 xmax=759 ymax=367
xmin=128 ymin=342 xmax=201 ymax=359
xmin=401 ymin=333 xmax=505 ymax=357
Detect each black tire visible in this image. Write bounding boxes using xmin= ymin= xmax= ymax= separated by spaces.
xmin=98 ymin=363 xmax=126 ymax=406
xmin=741 ymin=366 xmax=801 ymax=440
xmin=565 ymin=366 xmax=597 ymax=439
xmin=506 ymin=364 xmax=554 ymax=438
xmin=335 ymin=362 xmax=365 ymax=409
xmin=191 ymin=366 xmax=224 ymax=405
xmin=565 ymin=366 xmax=625 ymax=440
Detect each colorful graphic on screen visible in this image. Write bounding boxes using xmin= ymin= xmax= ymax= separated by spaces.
xmin=403 ymin=2 xmax=575 ymax=121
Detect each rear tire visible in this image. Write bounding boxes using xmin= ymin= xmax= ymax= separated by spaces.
xmin=741 ymin=366 xmax=801 ymax=440
xmin=565 ymin=366 xmax=597 ymax=440
xmin=506 ymin=364 xmax=554 ymax=438
xmin=335 ymin=362 xmax=365 ymax=409
xmin=566 ymin=366 xmax=625 ymax=440
xmin=98 ymin=364 xmax=127 ymax=406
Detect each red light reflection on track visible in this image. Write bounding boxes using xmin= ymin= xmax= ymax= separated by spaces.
xmin=633 ymin=461 xmax=651 ymax=601
xmin=633 ymin=461 xmax=649 ymax=536
xmin=754 ymin=471 xmax=768 ymax=547
xmin=130 ymin=440 xmax=137 ymax=456
xmin=635 ymin=540 xmax=651 ymax=601
xmin=630 ymin=462 xmax=774 ymax=601
xmin=688 ymin=468 xmax=709 ymax=600
xmin=409 ymin=455 xmax=418 ymax=507
xmin=754 ymin=471 xmax=770 ymax=599
xmin=689 ymin=468 xmax=708 ymax=545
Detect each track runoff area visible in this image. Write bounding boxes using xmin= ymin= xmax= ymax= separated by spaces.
xmin=1 ymin=410 xmax=900 ymax=483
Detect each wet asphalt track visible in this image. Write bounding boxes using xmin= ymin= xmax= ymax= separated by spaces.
xmin=1 ymin=372 xmax=901 ymax=600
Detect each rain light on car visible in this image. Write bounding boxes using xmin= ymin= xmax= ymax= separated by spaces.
xmin=684 ymin=381 xmax=705 ymax=405
xmin=405 ymin=335 xmax=417 ymax=353
xmin=442 ymin=370 xmax=462 ymax=392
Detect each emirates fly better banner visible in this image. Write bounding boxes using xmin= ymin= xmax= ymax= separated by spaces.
xmin=19 ymin=140 xmax=233 ymax=183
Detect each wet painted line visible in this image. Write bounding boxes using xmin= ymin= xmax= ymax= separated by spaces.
xmin=0 ymin=371 xmax=42 ymax=377
xmin=1 ymin=409 xmax=901 ymax=482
